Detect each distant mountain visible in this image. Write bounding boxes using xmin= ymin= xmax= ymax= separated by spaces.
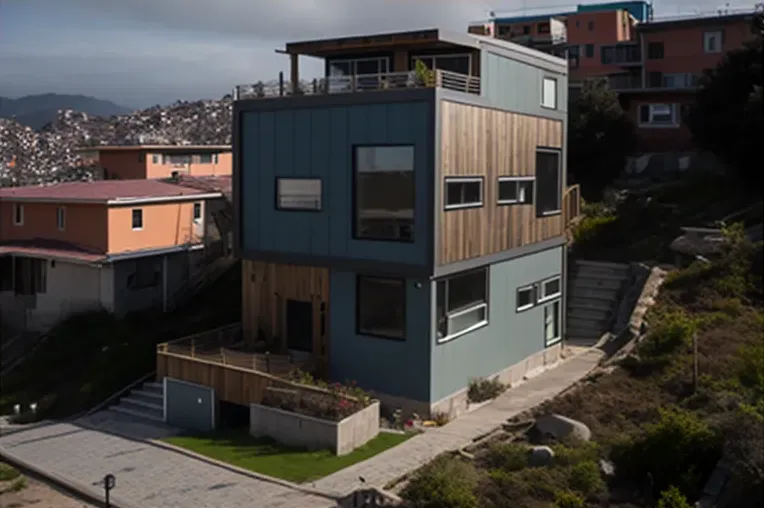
xmin=0 ymin=94 xmax=133 ymax=130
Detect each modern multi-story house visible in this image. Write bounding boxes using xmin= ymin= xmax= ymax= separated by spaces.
xmin=0 ymin=180 xmax=224 ymax=331
xmin=221 ymin=28 xmax=578 ymax=417
xmin=77 ymin=145 xmax=232 ymax=180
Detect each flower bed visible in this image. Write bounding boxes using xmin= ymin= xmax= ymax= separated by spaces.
xmin=251 ymin=371 xmax=380 ymax=455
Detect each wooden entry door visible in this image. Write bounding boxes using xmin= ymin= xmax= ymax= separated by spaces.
xmin=286 ymin=299 xmax=313 ymax=353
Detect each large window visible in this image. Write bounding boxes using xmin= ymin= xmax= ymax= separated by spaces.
xmin=165 ymin=154 xmax=192 ymax=165
xmin=356 ymin=276 xmax=406 ymax=340
xmin=541 ymin=77 xmax=558 ymax=109
xmin=198 ymin=153 xmax=213 ymax=164
xmin=277 ymin=178 xmax=322 ymax=211
xmin=535 ymin=149 xmax=562 ymax=216
xmin=638 ymin=103 xmax=679 ymax=127
xmin=436 ymin=268 xmax=489 ymax=342
xmin=444 ymin=177 xmax=483 ymax=210
xmin=544 ymin=300 xmax=562 ymax=346
xmin=328 ymin=57 xmax=390 ymax=92
xmin=412 ymin=54 xmax=471 ymax=75
xmin=354 ymin=145 xmax=414 ymax=242
xmin=498 ymin=177 xmax=534 ymax=205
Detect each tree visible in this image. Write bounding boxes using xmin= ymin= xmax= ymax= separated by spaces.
xmin=684 ymin=17 xmax=763 ymax=193
xmin=568 ymin=78 xmax=637 ymax=201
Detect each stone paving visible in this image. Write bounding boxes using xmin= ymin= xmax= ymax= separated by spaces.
xmin=0 ymin=348 xmax=603 ymax=507
xmin=312 ymin=348 xmax=604 ymax=496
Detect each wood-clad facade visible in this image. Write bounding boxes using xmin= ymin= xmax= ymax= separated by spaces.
xmin=438 ymin=100 xmax=564 ymax=266
xmin=241 ymin=261 xmax=330 ymax=368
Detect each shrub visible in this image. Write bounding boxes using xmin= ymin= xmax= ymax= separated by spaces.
xmin=0 ymin=463 xmax=20 ymax=481
xmin=400 ymin=457 xmax=479 ymax=508
xmin=637 ymin=308 xmax=697 ymax=360
xmin=656 ymin=486 xmax=692 ymax=508
xmin=552 ymin=441 xmax=601 ymax=466
xmin=719 ymin=403 xmax=764 ymax=506
xmin=568 ymin=460 xmax=605 ymax=497
xmin=485 ymin=442 xmax=528 ymax=471
xmin=554 ymin=490 xmax=585 ymax=508
xmin=610 ymin=407 xmax=721 ymax=499
xmin=737 ymin=344 xmax=764 ymax=397
xmin=664 ymin=261 xmax=713 ymax=289
xmin=573 ymin=214 xmax=618 ymax=245
xmin=467 ymin=377 xmax=506 ymax=403
xmin=431 ymin=411 xmax=450 ymax=427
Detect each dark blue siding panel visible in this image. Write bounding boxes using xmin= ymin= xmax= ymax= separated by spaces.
xmin=330 ymin=270 xmax=431 ymax=402
xmin=240 ymin=101 xmax=432 ymax=266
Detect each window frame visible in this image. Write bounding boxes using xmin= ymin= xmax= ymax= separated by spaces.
xmin=56 ymin=206 xmax=66 ymax=231
xmin=444 ymin=177 xmax=484 ymax=210
xmin=703 ymin=31 xmax=722 ymax=54
xmin=585 ymin=44 xmax=594 ymax=58
xmin=151 ymin=154 xmax=160 ymax=164
xmin=352 ymin=144 xmax=415 ymax=242
xmin=131 ymin=208 xmax=143 ymax=230
xmin=638 ymin=103 xmax=679 ymax=128
xmin=410 ymin=53 xmax=473 ymax=75
xmin=647 ymin=41 xmax=665 ymax=60
xmin=497 ymin=176 xmax=535 ymax=206
xmin=193 ymin=202 xmax=202 ymax=223
xmin=535 ymin=148 xmax=563 ymax=217
xmin=198 ymin=153 xmax=213 ymax=164
xmin=541 ymin=77 xmax=558 ymax=110
xmin=13 ymin=203 xmax=23 ymax=226
xmin=538 ymin=275 xmax=562 ymax=304
xmin=544 ymin=300 xmax=562 ymax=346
xmin=275 ymin=177 xmax=323 ymax=212
xmin=436 ymin=267 xmax=490 ymax=344
xmin=355 ymin=275 xmax=407 ymax=341
xmin=516 ymin=284 xmax=537 ymax=312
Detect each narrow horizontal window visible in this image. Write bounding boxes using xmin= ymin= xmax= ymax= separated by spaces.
xmin=276 ymin=178 xmax=322 ymax=211
xmin=444 ymin=177 xmax=483 ymax=210
xmin=517 ymin=284 xmax=537 ymax=312
xmin=498 ymin=177 xmax=535 ymax=205
xmin=539 ymin=275 xmax=562 ymax=303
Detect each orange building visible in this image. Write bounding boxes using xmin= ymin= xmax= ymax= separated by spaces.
xmin=0 ymin=180 xmax=224 ymax=331
xmin=78 ymin=145 xmax=232 ymax=180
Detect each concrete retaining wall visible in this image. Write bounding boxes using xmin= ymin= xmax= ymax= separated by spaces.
xmin=250 ymin=400 xmax=380 ymax=456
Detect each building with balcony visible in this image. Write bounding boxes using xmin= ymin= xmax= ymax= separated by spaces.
xmin=0 ymin=180 xmax=224 ymax=332
xmin=182 ymin=27 xmax=581 ymax=420
xmin=77 ymin=145 xmax=232 ymax=180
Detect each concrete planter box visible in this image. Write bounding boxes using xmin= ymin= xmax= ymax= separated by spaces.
xmin=250 ymin=400 xmax=380 ymax=456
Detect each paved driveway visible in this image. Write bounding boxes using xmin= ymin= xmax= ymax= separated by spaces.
xmin=0 ymin=411 xmax=336 ymax=508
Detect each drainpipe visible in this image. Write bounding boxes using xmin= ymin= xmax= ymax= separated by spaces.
xmin=162 ymin=255 xmax=168 ymax=312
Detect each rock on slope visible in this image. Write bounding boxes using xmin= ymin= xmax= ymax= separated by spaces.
xmin=0 ymin=99 xmax=233 ymax=186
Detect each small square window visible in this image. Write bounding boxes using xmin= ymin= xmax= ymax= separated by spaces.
xmin=198 ymin=153 xmax=213 ymax=164
xmin=544 ymin=300 xmax=562 ymax=346
xmin=276 ymin=178 xmax=322 ymax=211
xmin=56 ymin=207 xmax=66 ymax=231
xmin=647 ymin=41 xmax=664 ymax=59
xmin=585 ymin=44 xmax=594 ymax=58
xmin=539 ymin=275 xmax=562 ymax=302
xmin=517 ymin=285 xmax=537 ymax=312
xmin=444 ymin=178 xmax=483 ymax=210
xmin=357 ymin=276 xmax=406 ymax=340
xmin=151 ymin=154 xmax=160 ymax=164
xmin=498 ymin=177 xmax=535 ymax=205
xmin=13 ymin=203 xmax=23 ymax=226
xmin=541 ymin=77 xmax=557 ymax=109
xmin=703 ymin=31 xmax=722 ymax=53
xmin=132 ymin=209 xmax=143 ymax=230
xmin=193 ymin=203 xmax=202 ymax=222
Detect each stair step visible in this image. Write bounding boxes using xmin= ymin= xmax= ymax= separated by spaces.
xmin=119 ymin=398 xmax=164 ymax=417
xmin=573 ymin=270 xmax=628 ymax=281
xmin=130 ymin=390 xmax=164 ymax=405
xmin=572 ymin=278 xmax=624 ymax=291
xmin=570 ymin=288 xmax=619 ymax=301
xmin=574 ymin=260 xmax=631 ymax=271
xmin=568 ymin=308 xmax=611 ymax=321
xmin=566 ymin=336 xmax=601 ymax=346
xmin=142 ymin=382 xmax=164 ymax=395
xmin=110 ymin=405 xmax=165 ymax=423
xmin=568 ymin=300 xmax=614 ymax=312
xmin=567 ymin=317 xmax=610 ymax=332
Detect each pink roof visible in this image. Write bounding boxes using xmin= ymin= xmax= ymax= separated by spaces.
xmin=0 ymin=179 xmax=217 ymax=203
xmin=0 ymin=239 xmax=105 ymax=263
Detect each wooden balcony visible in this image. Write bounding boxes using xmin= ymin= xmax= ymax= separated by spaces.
xmin=233 ymin=69 xmax=480 ymax=100
xmin=156 ymin=323 xmax=319 ymax=407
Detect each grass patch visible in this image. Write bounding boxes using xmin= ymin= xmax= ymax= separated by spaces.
xmin=0 ymin=463 xmax=20 ymax=482
xmin=163 ymin=429 xmax=413 ymax=483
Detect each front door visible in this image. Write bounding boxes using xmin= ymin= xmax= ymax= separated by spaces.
xmin=286 ymin=299 xmax=313 ymax=353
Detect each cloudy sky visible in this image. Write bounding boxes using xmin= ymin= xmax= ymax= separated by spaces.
xmin=0 ymin=0 xmax=738 ymax=109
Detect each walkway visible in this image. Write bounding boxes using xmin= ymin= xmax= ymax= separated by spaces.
xmin=0 ymin=411 xmax=336 ymax=508
xmin=313 ymin=348 xmax=604 ymax=496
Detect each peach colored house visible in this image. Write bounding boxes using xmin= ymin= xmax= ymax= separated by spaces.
xmin=0 ymin=180 xmax=223 ymax=331
xmin=78 ymin=145 xmax=232 ymax=180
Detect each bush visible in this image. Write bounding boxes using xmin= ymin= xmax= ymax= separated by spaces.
xmin=552 ymin=441 xmax=601 ymax=466
xmin=656 ymin=486 xmax=692 ymax=508
xmin=567 ymin=460 xmax=605 ymax=497
xmin=638 ymin=309 xmax=697 ymax=360
xmin=610 ymin=407 xmax=721 ymax=499
xmin=0 ymin=463 xmax=20 ymax=481
xmin=719 ymin=403 xmax=764 ymax=506
xmin=573 ymin=214 xmax=618 ymax=245
xmin=486 ymin=442 xmax=528 ymax=471
xmin=554 ymin=490 xmax=585 ymax=508
xmin=737 ymin=344 xmax=764 ymax=397
xmin=401 ymin=457 xmax=479 ymax=508
xmin=467 ymin=377 xmax=506 ymax=403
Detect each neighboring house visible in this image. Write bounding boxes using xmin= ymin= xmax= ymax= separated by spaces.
xmin=223 ymin=28 xmax=574 ymax=417
xmin=77 ymin=145 xmax=232 ymax=180
xmin=0 ymin=180 xmax=223 ymax=331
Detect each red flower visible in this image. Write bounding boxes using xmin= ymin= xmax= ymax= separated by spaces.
xmin=405 ymin=419 xmax=413 ymax=427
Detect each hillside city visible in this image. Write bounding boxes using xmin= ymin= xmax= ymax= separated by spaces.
xmin=0 ymin=2 xmax=762 ymax=508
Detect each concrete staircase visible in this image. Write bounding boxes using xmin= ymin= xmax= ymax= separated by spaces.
xmin=109 ymin=381 xmax=165 ymax=424
xmin=566 ymin=260 xmax=632 ymax=346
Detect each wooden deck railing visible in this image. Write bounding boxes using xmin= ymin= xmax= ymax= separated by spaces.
xmin=233 ymin=69 xmax=481 ymax=100
xmin=563 ymin=184 xmax=582 ymax=227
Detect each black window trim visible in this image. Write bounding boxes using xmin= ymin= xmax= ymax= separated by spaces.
xmin=497 ymin=176 xmax=535 ymax=206
xmin=351 ymin=143 xmax=416 ymax=243
xmin=435 ymin=266 xmax=490 ymax=344
xmin=131 ymin=208 xmax=143 ymax=230
xmin=274 ymin=176 xmax=323 ymax=213
xmin=535 ymin=147 xmax=563 ymax=217
xmin=443 ymin=176 xmax=484 ymax=211
xmin=355 ymin=274 xmax=407 ymax=341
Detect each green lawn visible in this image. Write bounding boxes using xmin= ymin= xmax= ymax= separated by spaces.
xmin=163 ymin=430 xmax=413 ymax=483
